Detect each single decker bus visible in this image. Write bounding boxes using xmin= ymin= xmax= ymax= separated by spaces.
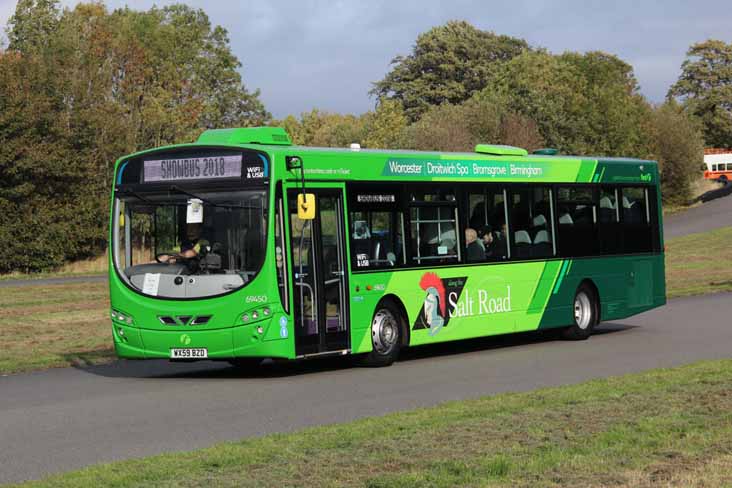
xmin=703 ymin=148 xmax=732 ymax=182
xmin=110 ymin=127 xmax=666 ymax=367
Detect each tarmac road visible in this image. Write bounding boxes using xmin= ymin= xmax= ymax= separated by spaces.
xmin=664 ymin=189 xmax=732 ymax=239
xmin=2 ymin=292 xmax=732 ymax=484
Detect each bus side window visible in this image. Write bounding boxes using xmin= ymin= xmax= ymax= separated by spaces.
xmin=349 ymin=210 xmax=405 ymax=269
xmin=467 ymin=186 xmax=509 ymax=261
xmin=556 ymin=186 xmax=598 ymax=257
xmin=598 ymin=187 xmax=623 ymax=255
xmin=508 ymin=186 xmax=554 ymax=259
xmin=409 ymin=187 xmax=459 ymax=265
xmin=621 ymin=187 xmax=652 ymax=253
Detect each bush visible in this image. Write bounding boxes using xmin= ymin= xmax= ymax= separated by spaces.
xmin=648 ymin=101 xmax=705 ymax=205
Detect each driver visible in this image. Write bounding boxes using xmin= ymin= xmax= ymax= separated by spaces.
xmin=160 ymin=223 xmax=209 ymax=264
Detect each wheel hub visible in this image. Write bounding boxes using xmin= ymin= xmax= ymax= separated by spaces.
xmin=574 ymin=292 xmax=592 ymax=330
xmin=372 ymin=309 xmax=398 ymax=354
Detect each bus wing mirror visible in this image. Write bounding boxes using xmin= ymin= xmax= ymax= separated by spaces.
xmin=297 ymin=193 xmax=316 ymax=220
xmin=286 ymin=156 xmax=302 ymax=171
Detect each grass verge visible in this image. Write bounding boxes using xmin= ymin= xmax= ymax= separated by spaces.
xmin=664 ymin=226 xmax=732 ymax=298
xmin=0 ymin=282 xmax=113 ymax=374
xmin=0 ymin=255 xmax=108 ymax=281
xmin=10 ymin=359 xmax=732 ymax=487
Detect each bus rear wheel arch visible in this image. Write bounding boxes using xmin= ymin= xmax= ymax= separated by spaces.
xmin=562 ymin=281 xmax=600 ymax=340
xmin=360 ymin=298 xmax=407 ymax=367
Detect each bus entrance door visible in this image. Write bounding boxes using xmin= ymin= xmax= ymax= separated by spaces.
xmin=288 ymin=189 xmax=349 ymax=356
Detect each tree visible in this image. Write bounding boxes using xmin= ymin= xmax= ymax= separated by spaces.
xmin=560 ymin=51 xmax=652 ymax=158
xmin=648 ymin=101 xmax=705 ymax=205
xmin=498 ymin=112 xmax=544 ymax=151
xmin=476 ymin=51 xmax=589 ymax=153
xmin=0 ymin=50 xmax=100 ymax=271
xmin=0 ymin=2 xmax=271 ymax=272
xmin=371 ymin=20 xmax=529 ymax=121
xmin=273 ymin=109 xmax=365 ymax=147
xmin=5 ymin=0 xmax=60 ymax=53
xmin=668 ymin=39 xmax=732 ymax=147
xmin=401 ymin=96 xmax=544 ymax=152
xmin=477 ymin=50 xmax=651 ymax=158
xmin=362 ymin=99 xmax=408 ymax=149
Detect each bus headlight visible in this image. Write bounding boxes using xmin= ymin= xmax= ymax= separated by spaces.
xmin=239 ymin=308 xmax=272 ymax=325
xmin=111 ymin=309 xmax=135 ymax=326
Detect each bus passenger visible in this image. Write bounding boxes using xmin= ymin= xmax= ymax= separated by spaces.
xmin=480 ymin=224 xmax=493 ymax=251
xmin=483 ymin=223 xmax=508 ymax=261
xmin=465 ymin=228 xmax=486 ymax=262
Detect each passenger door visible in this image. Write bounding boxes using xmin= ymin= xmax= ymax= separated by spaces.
xmin=288 ymin=189 xmax=349 ymax=356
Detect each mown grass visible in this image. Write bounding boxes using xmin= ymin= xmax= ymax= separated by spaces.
xmin=10 ymin=359 xmax=732 ymax=487
xmin=664 ymin=226 xmax=732 ymax=298
xmin=0 ymin=282 xmax=113 ymax=374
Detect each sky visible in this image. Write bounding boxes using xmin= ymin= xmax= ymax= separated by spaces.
xmin=1 ymin=0 xmax=731 ymax=119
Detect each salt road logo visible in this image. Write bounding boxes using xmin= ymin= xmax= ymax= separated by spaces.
xmin=412 ymin=273 xmax=467 ymax=336
xmin=412 ymin=272 xmax=512 ymax=336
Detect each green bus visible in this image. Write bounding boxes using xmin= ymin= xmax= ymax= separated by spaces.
xmin=110 ymin=127 xmax=665 ymax=367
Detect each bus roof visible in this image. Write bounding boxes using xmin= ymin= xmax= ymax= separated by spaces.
xmin=261 ymin=144 xmax=655 ymax=165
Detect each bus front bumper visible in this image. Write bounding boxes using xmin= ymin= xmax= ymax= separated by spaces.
xmin=112 ymin=320 xmax=291 ymax=360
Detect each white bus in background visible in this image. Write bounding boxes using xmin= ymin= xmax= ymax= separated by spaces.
xmin=704 ymin=149 xmax=732 ymax=182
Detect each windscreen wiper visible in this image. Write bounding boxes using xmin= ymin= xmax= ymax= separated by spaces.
xmin=118 ymin=188 xmax=154 ymax=204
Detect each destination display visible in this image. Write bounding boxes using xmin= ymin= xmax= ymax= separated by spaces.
xmin=143 ymin=154 xmax=242 ymax=182
xmin=382 ymin=158 xmax=548 ymax=179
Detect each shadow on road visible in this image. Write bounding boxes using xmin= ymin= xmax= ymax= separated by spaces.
xmin=695 ymin=179 xmax=731 ymax=203
xmin=76 ymin=322 xmax=637 ymax=380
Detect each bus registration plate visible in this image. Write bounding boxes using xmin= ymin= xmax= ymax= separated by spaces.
xmin=170 ymin=348 xmax=208 ymax=359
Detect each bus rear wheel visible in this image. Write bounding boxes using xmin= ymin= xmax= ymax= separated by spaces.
xmin=360 ymin=302 xmax=403 ymax=367
xmin=562 ymin=284 xmax=598 ymax=340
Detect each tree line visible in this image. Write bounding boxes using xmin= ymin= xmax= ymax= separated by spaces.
xmin=0 ymin=6 xmax=729 ymax=272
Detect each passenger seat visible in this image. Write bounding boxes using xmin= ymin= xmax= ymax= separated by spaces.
xmin=514 ymin=230 xmax=532 ymax=258
xmin=532 ymin=230 xmax=552 ymax=257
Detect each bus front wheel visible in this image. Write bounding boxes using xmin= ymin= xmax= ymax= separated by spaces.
xmin=360 ymin=302 xmax=403 ymax=367
xmin=562 ymin=284 xmax=598 ymax=340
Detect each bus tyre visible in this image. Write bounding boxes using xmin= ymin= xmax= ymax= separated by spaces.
xmin=562 ymin=284 xmax=597 ymax=340
xmin=361 ymin=302 xmax=403 ymax=367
